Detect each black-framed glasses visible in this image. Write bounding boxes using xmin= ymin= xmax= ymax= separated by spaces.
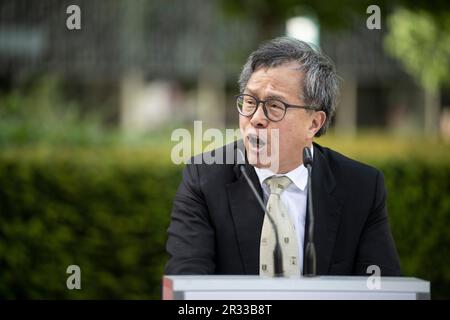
xmin=235 ymin=94 xmax=320 ymax=122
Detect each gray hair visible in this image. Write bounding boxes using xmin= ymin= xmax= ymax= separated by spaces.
xmin=238 ymin=37 xmax=339 ymax=137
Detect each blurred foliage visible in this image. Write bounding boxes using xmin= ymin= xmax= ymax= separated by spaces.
xmin=0 ymin=76 xmax=183 ymax=149
xmin=382 ymin=160 xmax=450 ymax=299
xmin=0 ymin=76 xmax=116 ymax=147
xmin=222 ymin=0 xmax=381 ymax=30
xmin=384 ymin=8 xmax=450 ymax=93
xmin=0 ymin=143 xmax=449 ymax=299
xmin=220 ymin=0 xmax=450 ymax=39
xmin=316 ymin=132 xmax=450 ymax=163
xmin=0 ymin=147 xmax=180 ymax=299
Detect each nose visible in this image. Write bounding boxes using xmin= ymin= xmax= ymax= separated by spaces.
xmin=249 ymin=103 xmax=269 ymax=128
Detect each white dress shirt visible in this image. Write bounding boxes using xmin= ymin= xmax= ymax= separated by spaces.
xmin=253 ymin=146 xmax=313 ymax=274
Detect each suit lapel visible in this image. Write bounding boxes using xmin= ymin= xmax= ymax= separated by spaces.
xmin=226 ymin=162 xmax=264 ymax=275
xmin=310 ymin=143 xmax=343 ymax=274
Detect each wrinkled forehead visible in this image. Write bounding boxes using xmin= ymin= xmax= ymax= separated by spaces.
xmin=245 ymin=62 xmax=305 ymax=99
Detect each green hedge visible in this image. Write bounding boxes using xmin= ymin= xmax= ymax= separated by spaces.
xmin=0 ymin=147 xmax=449 ymax=299
xmin=382 ymin=160 xmax=450 ymax=299
xmin=0 ymin=147 xmax=179 ymax=299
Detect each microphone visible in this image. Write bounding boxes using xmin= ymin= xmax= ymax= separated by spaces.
xmin=236 ymin=149 xmax=284 ymax=277
xmin=303 ymin=146 xmax=317 ymax=276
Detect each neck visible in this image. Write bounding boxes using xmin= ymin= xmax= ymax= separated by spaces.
xmin=276 ymin=161 xmax=302 ymax=174
xmin=280 ymin=143 xmax=314 ymax=173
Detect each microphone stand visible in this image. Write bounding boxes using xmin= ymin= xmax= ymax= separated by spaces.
xmin=237 ymin=150 xmax=284 ymax=277
xmin=303 ymin=147 xmax=317 ymax=277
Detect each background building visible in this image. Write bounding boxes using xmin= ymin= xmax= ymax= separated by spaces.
xmin=1 ymin=0 xmax=449 ymax=137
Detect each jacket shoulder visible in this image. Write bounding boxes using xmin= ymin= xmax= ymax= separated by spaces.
xmin=314 ymin=143 xmax=382 ymax=180
xmin=185 ymin=141 xmax=240 ymax=184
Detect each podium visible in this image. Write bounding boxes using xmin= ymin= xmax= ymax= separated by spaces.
xmin=163 ymin=275 xmax=430 ymax=300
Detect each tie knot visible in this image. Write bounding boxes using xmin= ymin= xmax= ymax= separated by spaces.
xmin=264 ymin=175 xmax=292 ymax=195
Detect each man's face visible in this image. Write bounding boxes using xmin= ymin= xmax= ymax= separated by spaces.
xmin=239 ymin=61 xmax=325 ymax=173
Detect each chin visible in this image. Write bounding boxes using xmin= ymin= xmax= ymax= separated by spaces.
xmin=245 ymin=145 xmax=281 ymax=172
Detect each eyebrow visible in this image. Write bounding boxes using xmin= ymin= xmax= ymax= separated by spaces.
xmin=243 ymin=89 xmax=288 ymax=102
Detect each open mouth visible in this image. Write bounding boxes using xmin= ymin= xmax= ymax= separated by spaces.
xmin=247 ymin=134 xmax=266 ymax=150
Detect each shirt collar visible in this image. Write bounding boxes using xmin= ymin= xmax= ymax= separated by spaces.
xmin=253 ymin=145 xmax=314 ymax=192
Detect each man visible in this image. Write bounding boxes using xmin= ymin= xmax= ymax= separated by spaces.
xmin=165 ymin=37 xmax=401 ymax=276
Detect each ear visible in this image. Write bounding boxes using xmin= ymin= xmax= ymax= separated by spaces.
xmin=307 ymin=111 xmax=326 ymax=138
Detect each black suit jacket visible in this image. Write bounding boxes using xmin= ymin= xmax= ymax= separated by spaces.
xmin=165 ymin=141 xmax=401 ymax=276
